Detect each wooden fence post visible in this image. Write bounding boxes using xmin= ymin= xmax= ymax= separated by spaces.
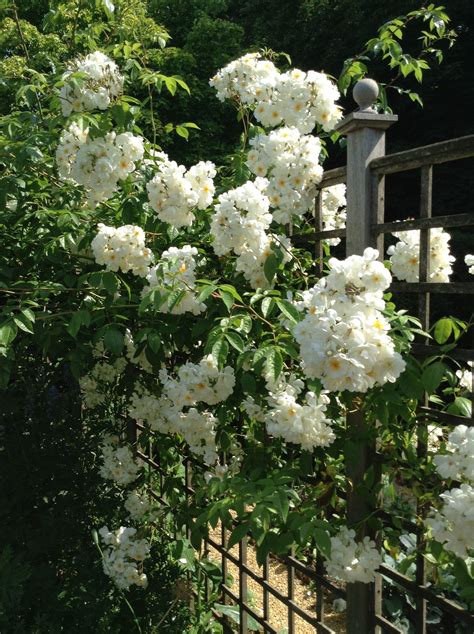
xmin=335 ymin=79 xmax=397 ymax=634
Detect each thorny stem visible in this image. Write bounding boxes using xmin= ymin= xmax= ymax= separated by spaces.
xmin=271 ymin=234 xmax=309 ymax=283
xmin=70 ymin=0 xmax=83 ymax=54
xmin=0 ymin=287 xmax=95 ymax=294
xmin=154 ymin=597 xmax=180 ymax=629
xmin=11 ymin=0 xmax=44 ymax=120
xmin=232 ymin=300 xmax=276 ymax=333
xmin=138 ymin=40 xmax=158 ymax=149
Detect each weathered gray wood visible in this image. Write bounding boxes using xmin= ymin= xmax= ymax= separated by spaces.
xmin=319 ymin=165 xmax=347 ymax=187
xmin=293 ymin=228 xmax=345 ymax=245
xmin=374 ymin=615 xmax=405 ymax=633
xmin=314 ymin=191 xmax=324 ymax=274
xmin=336 ymin=111 xmax=397 ymax=254
xmin=418 ymin=166 xmax=432 ymax=335
xmin=375 ymin=212 xmax=474 ymax=233
xmin=372 ymin=172 xmax=386 ymax=255
xmin=390 ymin=282 xmax=474 ymax=294
xmin=336 ymin=85 xmax=397 ymax=634
xmin=337 ymin=111 xmax=398 ymax=135
xmin=371 ymin=134 xmax=474 ymax=174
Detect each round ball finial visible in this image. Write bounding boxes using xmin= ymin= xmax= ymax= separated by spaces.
xmin=353 ymin=78 xmax=379 ymax=111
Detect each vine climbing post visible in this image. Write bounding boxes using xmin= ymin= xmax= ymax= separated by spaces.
xmin=335 ymin=79 xmax=397 ymax=634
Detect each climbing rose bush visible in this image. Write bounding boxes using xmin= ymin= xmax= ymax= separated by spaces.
xmin=2 ymin=37 xmax=473 ymax=617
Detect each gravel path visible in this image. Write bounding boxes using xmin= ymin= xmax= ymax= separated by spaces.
xmin=206 ymin=525 xmax=346 ymax=633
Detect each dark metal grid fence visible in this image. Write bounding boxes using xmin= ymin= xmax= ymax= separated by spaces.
xmin=133 ymin=133 xmax=474 ymax=633
xmin=369 ymin=135 xmax=474 ymax=634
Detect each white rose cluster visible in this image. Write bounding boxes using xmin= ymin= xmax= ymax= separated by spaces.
xmin=55 ymin=122 xmax=89 ymax=177
xmin=211 ymin=178 xmax=271 ymax=255
xmin=146 ymin=156 xmax=216 ymax=227
xmin=129 ymin=356 xmax=235 ymax=464
xmin=144 ymin=245 xmax=206 ymax=315
xmin=247 ymin=126 xmax=323 ymax=224
xmin=293 ymin=248 xmax=405 ymax=392
xmin=426 ymin=425 xmax=474 ymax=558
xmin=99 ymin=526 xmax=149 ymax=590
xmin=92 ymin=223 xmax=153 ymax=277
xmin=210 ymin=179 xmax=291 ymax=288
xmin=433 ymin=425 xmax=474 ymax=482
xmin=426 ymin=484 xmax=474 ymax=558
xmin=325 ymin=527 xmax=382 ymax=583
xmin=265 ymin=382 xmax=335 ymax=451
xmin=159 ymin=355 xmax=235 ymax=410
xmin=177 ymin=408 xmax=219 ymax=465
xmin=57 ymin=126 xmax=144 ymax=205
xmin=321 ymin=184 xmax=347 ymax=245
xmin=60 ymin=51 xmax=123 ymax=117
xmin=79 ymin=357 xmax=127 ymax=408
xmin=128 ymin=384 xmax=174 ymax=435
xmin=237 ymin=233 xmax=292 ymax=290
xmin=100 ymin=436 xmax=140 ymax=486
xmin=465 ymin=254 xmax=474 ymax=275
xmin=254 ymin=67 xmax=342 ymax=134
xmin=210 ymin=52 xmax=279 ymax=105
xmin=387 ymin=228 xmax=454 ymax=283
xmin=124 ymin=489 xmax=151 ymax=521
xmin=211 ymin=54 xmax=341 ymax=134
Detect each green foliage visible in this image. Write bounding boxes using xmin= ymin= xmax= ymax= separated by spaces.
xmin=0 ymin=364 xmax=192 ymax=632
xmin=0 ymin=1 xmax=472 ymax=631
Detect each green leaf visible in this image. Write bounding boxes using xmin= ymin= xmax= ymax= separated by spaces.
xmin=452 ymin=558 xmax=474 ymax=604
xmin=227 ymin=523 xmax=249 ymax=549
xmin=175 ymin=125 xmax=189 ymax=140
xmin=263 ymin=253 xmax=278 ymax=284
xmin=265 ymin=347 xmax=283 ymax=382
xmin=272 ymin=490 xmax=289 ymax=522
xmin=13 ymin=315 xmax=34 ymax=334
xmin=197 ymin=284 xmax=217 ymax=303
xmin=0 ymin=321 xmax=17 ymax=346
xmin=190 ymin=525 xmax=202 ymax=551
xmin=421 ymin=361 xmax=446 ymax=394
xmin=433 ymin=318 xmax=452 ymax=344
xmin=447 ymin=397 xmax=472 ymax=418
xmin=21 ymin=308 xmax=35 ymax=323
xmin=219 ymin=284 xmax=243 ymax=303
xmin=230 ymin=313 xmax=252 ymax=334
xmin=275 ymin=299 xmax=300 ymax=323
xmin=225 ymin=331 xmax=245 ymax=353
xmin=101 ymin=271 xmax=118 ymax=295
xmin=103 ymin=327 xmax=124 ymax=355
xmin=261 ymin=297 xmax=275 ymax=318
xmin=218 ymin=290 xmax=234 ymax=313
xmin=214 ymin=604 xmax=260 ymax=631
xmin=398 ymin=369 xmax=424 ymax=400
xmin=174 ymin=77 xmax=190 ymax=94
xmin=212 ymin=337 xmax=229 ymax=367
xmin=163 ymin=76 xmax=177 ymax=95
xmin=147 ymin=332 xmax=161 ymax=354
xmin=314 ymin=529 xmax=331 ymax=558
xmin=67 ymin=309 xmax=90 ymax=338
